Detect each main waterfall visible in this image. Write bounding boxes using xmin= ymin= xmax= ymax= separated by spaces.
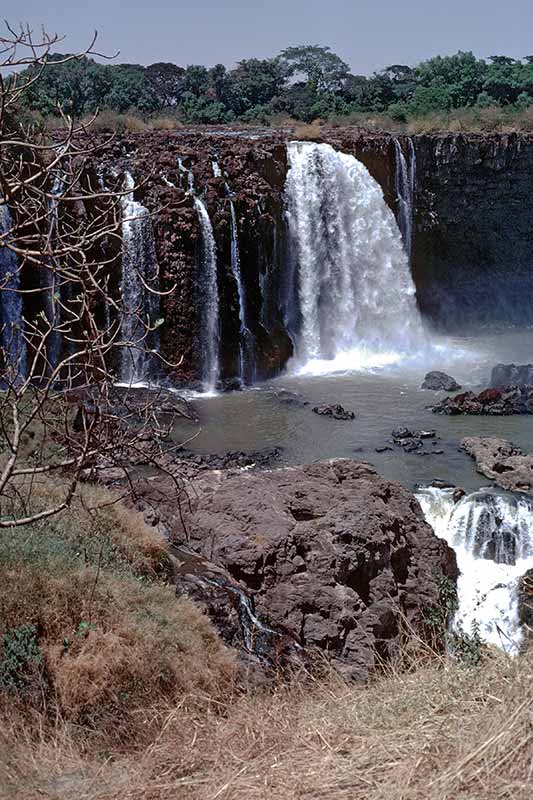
xmin=285 ymin=142 xmax=426 ymax=374
xmin=416 ymin=487 xmax=533 ymax=653
xmin=120 ymin=172 xmax=160 ymax=384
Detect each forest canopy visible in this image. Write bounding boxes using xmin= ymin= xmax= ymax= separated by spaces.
xmin=15 ymin=45 xmax=533 ymax=124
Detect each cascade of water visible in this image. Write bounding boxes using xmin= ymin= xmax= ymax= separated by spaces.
xmin=177 ymin=156 xmax=220 ymax=391
xmin=416 ymin=487 xmax=533 ymax=653
xmin=0 ymin=205 xmax=27 ymax=382
xmin=120 ymin=172 xmax=160 ymax=384
xmin=177 ymin=157 xmax=195 ymax=194
xmin=285 ymin=141 xmax=426 ymax=374
xmin=194 ymin=196 xmax=220 ymax=392
xmin=393 ymin=138 xmax=416 ymax=257
xmin=44 ymin=171 xmax=66 ymax=372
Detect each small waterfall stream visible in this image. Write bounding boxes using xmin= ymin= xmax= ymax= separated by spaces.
xmin=44 ymin=171 xmax=66 ymax=372
xmin=285 ymin=141 xmax=426 ymax=374
xmin=0 ymin=205 xmax=27 ymax=382
xmin=393 ymin=138 xmax=416 ymax=258
xmin=179 ymin=157 xmax=220 ymax=392
xmin=416 ymin=487 xmax=533 ymax=653
xmin=120 ymin=172 xmax=160 ymax=385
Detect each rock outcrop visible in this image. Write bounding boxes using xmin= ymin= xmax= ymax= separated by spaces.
xmin=171 ymin=459 xmax=457 ymax=680
xmin=421 ymin=371 xmax=461 ymax=391
xmin=491 ymin=363 xmax=533 ymax=387
xmin=412 ymin=132 xmax=533 ymax=330
xmin=432 ymin=386 xmax=533 ymax=415
xmin=461 ymin=436 xmax=533 ymax=493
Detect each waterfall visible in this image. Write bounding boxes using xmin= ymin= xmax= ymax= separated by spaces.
xmin=44 ymin=171 xmax=66 ymax=372
xmin=416 ymin=487 xmax=533 ymax=653
xmin=120 ymin=172 xmax=160 ymax=385
xmin=178 ymin=157 xmax=220 ymax=392
xmin=0 ymin=205 xmax=26 ymax=382
xmin=194 ymin=197 xmax=220 ymax=392
xmin=285 ymin=141 xmax=425 ymax=374
xmin=393 ymin=138 xmax=416 ymax=257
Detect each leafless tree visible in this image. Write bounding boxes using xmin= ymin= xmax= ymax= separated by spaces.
xmin=0 ymin=22 xmax=189 ymax=527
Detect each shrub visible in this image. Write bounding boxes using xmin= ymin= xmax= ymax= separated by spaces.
xmin=0 ymin=625 xmax=43 ymax=692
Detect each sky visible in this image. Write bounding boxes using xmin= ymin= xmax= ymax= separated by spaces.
xmin=4 ymin=0 xmax=533 ymax=74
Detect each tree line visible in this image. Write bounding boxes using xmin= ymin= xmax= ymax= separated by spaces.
xmin=18 ymin=45 xmax=533 ymax=124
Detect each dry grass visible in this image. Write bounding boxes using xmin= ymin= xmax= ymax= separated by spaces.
xmin=1 ymin=477 xmax=531 ymax=798
xmin=293 ymin=120 xmax=323 ymax=140
xmin=0 ymin=477 xmax=236 ymax=740
xmin=1 ymin=647 xmax=531 ymax=799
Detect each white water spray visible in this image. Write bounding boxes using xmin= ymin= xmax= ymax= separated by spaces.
xmin=120 ymin=172 xmax=160 ymax=384
xmin=416 ymin=487 xmax=533 ymax=653
xmin=285 ymin=141 xmax=426 ymax=375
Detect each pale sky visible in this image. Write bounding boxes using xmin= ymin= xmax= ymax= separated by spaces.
xmin=4 ymin=0 xmax=533 ymax=73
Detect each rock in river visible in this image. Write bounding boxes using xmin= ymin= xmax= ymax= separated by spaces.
xmin=421 ymin=371 xmax=461 ymax=391
xmin=312 ymin=403 xmax=355 ymax=420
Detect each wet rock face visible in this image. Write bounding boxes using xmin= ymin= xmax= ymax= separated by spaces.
xmin=461 ymin=436 xmax=533 ymax=494
xmin=491 ymin=363 xmax=533 ymax=387
xmin=421 ymin=371 xmax=461 ymax=391
xmin=172 ymin=459 xmax=457 ymax=681
xmin=412 ymin=133 xmax=533 ymax=330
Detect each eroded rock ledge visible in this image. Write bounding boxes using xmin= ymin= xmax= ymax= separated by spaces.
xmin=170 ymin=459 xmax=457 ymax=681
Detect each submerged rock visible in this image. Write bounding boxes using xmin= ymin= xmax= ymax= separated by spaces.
xmin=491 ymin=363 xmax=533 ymax=387
xmin=390 ymin=426 xmax=438 ymax=455
xmin=172 ymin=459 xmax=457 ymax=681
xmin=421 ymin=371 xmax=461 ymax=391
xmin=312 ymin=403 xmax=355 ymax=420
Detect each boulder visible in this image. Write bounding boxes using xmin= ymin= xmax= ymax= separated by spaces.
xmin=172 ymin=459 xmax=457 ymax=681
xmin=461 ymin=436 xmax=533 ymax=493
xmin=432 ymin=385 xmax=533 ymax=415
xmin=312 ymin=403 xmax=355 ymax=420
xmin=421 ymin=371 xmax=462 ymax=391
xmin=491 ymin=363 xmax=533 ymax=387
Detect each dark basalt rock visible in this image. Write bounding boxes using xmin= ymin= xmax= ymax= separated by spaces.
xmin=390 ymin=426 xmax=438 ymax=454
xmin=518 ymin=569 xmax=533 ymax=641
xmin=421 ymin=371 xmax=461 ymax=391
xmin=171 ymin=545 xmax=303 ymax=682
xmin=312 ymin=403 xmax=355 ymax=420
xmin=432 ymin=385 xmax=533 ymax=415
xmin=171 ymin=459 xmax=458 ymax=681
xmin=491 ymin=363 xmax=533 ymax=387
xmin=175 ymin=446 xmax=284 ymax=471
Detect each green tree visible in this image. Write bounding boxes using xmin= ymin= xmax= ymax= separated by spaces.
xmin=279 ymin=45 xmax=350 ymax=93
xmin=146 ymin=62 xmax=185 ymax=107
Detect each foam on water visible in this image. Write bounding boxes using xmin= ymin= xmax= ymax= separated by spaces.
xmin=416 ymin=487 xmax=533 ymax=653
